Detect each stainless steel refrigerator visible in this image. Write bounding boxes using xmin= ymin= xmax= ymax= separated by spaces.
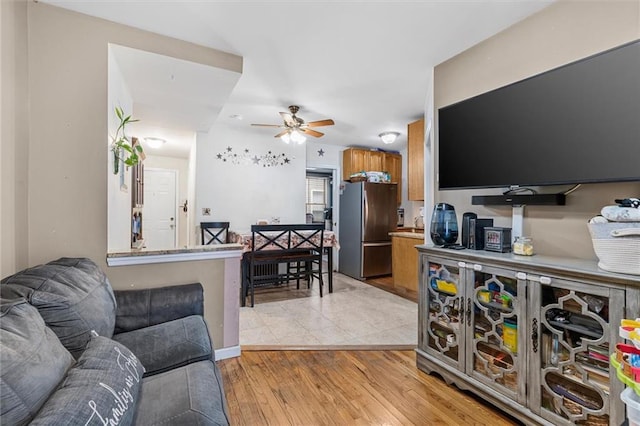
xmin=338 ymin=182 xmax=397 ymax=279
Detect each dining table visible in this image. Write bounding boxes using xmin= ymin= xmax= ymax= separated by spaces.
xmin=228 ymin=228 xmax=340 ymax=293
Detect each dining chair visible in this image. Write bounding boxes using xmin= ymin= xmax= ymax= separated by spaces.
xmin=244 ymin=224 xmax=324 ymax=307
xmin=200 ymin=222 xmax=230 ymax=245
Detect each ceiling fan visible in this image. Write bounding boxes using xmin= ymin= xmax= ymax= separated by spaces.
xmin=251 ymin=105 xmax=335 ymax=143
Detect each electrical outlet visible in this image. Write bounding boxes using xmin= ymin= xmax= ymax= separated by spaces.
xmin=202 ymin=208 xmax=211 ymax=216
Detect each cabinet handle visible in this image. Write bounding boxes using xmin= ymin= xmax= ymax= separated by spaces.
xmin=532 ymin=318 xmax=539 ymax=353
xmin=466 ymin=297 xmax=472 ymax=327
xmin=459 ymin=297 xmax=464 ymax=323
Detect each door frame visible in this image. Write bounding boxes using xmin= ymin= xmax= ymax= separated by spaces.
xmin=305 ymin=167 xmax=339 ymax=271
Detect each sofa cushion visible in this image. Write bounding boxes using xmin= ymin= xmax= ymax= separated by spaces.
xmin=1 ymin=257 xmax=117 ymax=358
xmin=0 ymin=298 xmax=74 ymax=425
xmin=30 ymin=335 xmax=145 ymax=426
xmin=113 ymin=315 xmax=212 ymax=376
xmin=134 ymin=361 xmax=230 ymax=426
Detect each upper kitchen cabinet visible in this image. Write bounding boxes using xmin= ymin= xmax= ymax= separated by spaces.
xmin=343 ymin=148 xmax=368 ymax=180
xmin=408 ymin=118 xmax=425 ymax=201
xmin=342 ymin=148 xmax=402 ymax=204
xmin=368 ymin=150 xmax=385 ymax=173
xmin=342 ymin=148 xmax=384 ymax=180
xmin=383 ymin=152 xmax=402 ymax=204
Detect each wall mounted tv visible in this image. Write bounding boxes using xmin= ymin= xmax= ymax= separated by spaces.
xmin=438 ymin=39 xmax=640 ymax=191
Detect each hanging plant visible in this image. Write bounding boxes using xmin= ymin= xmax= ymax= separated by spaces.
xmin=111 ymin=106 xmax=144 ymax=174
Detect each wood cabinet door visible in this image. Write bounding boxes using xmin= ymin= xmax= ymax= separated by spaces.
xmin=421 ymin=255 xmax=467 ymax=370
xmin=392 ymin=236 xmax=419 ymax=292
xmin=342 ymin=148 xmax=367 ymax=180
xmin=408 ymin=118 xmax=425 ymax=200
xmin=366 ymin=151 xmax=384 ymax=172
xmin=528 ymin=276 xmax=624 ymax=426
xmin=384 ymin=153 xmax=402 ymax=204
xmin=383 ymin=153 xmax=401 ymax=183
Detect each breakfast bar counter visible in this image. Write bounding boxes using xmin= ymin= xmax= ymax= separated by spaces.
xmin=106 ymin=243 xmax=243 ymax=266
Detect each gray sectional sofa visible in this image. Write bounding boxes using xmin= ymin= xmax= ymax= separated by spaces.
xmin=0 ymin=257 xmax=230 ymax=425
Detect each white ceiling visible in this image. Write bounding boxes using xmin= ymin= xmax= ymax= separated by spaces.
xmin=44 ymin=0 xmax=554 ymax=154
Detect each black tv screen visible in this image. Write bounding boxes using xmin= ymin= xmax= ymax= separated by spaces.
xmin=438 ymin=40 xmax=640 ymax=190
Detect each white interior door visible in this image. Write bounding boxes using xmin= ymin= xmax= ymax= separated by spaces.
xmin=143 ymin=169 xmax=177 ymax=249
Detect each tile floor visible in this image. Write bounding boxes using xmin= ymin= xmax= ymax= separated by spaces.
xmin=239 ymin=272 xmax=418 ymax=347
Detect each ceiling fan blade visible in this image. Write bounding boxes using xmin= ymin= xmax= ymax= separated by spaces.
xmin=306 ymin=119 xmax=335 ymax=128
xmin=251 ymin=123 xmax=282 ymax=127
xmin=279 ymin=112 xmax=295 ymax=126
xmin=301 ymin=128 xmax=324 ymax=138
xmin=274 ymin=130 xmax=289 ymax=138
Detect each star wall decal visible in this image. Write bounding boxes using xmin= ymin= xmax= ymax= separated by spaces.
xmin=215 ymin=147 xmax=293 ymax=167
xmin=318 ymin=149 xmax=325 ymax=157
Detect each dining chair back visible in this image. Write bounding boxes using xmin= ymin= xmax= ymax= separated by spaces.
xmin=200 ymin=222 xmax=230 ymax=245
xmin=244 ymin=223 xmax=325 ymax=307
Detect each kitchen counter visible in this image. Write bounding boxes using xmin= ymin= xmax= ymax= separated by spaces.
xmin=390 ymin=228 xmax=425 ymax=240
xmin=389 ymin=231 xmax=425 ymax=239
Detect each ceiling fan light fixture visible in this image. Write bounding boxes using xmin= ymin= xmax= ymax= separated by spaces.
xmin=290 ymin=129 xmax=306 ymax=144
xmin=379 ymin=131 xmax=400 ymax=144
xmin=280 ymin=133 xmax=291 ymax=144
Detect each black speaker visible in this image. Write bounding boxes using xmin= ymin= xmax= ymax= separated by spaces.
xmin=461 ymin=212 xmax=477 ymax=248
xmin=469 ymin=218 xmax=494 ymax=250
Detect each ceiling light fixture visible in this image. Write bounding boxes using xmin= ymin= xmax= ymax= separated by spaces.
xmin=379 ymin=131 xmax=400 ymax=144
xmin=144 ymin=137 xmax=166 ymax=149
xmin=280 ymin=129 xmax=306 ymax=145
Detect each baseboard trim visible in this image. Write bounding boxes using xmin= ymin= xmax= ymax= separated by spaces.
xmin=240 ymin=344 xmax=416 ymax=351
xmin=215 ymin=345 xmax=241 ymax=360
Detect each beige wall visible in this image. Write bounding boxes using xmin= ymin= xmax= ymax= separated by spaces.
xmin=3 ymin=2 xmax=242 ymax=348
xmin=1 ymin=0 xmax=29 ymax=277
xmin=107 ymin=259 xmax=227 ymax=347
xmin=433 ymin=1 xmax=640 ymax=260
xmin=26 ymin=2 xmax=240 ymax=269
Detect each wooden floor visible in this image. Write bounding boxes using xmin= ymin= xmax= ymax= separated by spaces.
xmin=218 ymin=350 xmax=521 ymax=425
xmin=365 ymin=275 xmax=418 ymax=303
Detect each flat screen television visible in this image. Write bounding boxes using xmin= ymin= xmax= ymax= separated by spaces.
xmin=438 ymin=39 xmax=640 ymax=191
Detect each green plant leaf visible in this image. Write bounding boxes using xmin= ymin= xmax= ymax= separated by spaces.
xmin=112 ymin=106 xmax=142 ymax=168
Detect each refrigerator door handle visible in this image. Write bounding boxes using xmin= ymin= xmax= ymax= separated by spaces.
xmin=362 ymin=242 xmax=392 ymax=247
xmin=362 ymin=188 xmax=368 ymax=237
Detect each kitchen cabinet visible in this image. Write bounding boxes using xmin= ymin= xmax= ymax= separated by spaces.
xmin=408 ymin=118 xmax=424 ymax=201
xmin=383 ymin=153 xmax=402 ymax=204
xmin=342 ymin=148 xmax=367 ymax=180
xmin=367 ymin=150 xmax=384 ymax=173
xmin=391 ymin=233 xmax=422 ymax=293
xmin=342 ymin=148 xmax=402 ymax=204
xmin=343 ymin=148 xmax=385 ymax=180
xmin=416 ymin=246 xmax=636 ymax=426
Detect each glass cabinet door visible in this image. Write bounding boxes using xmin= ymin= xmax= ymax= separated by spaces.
xmin=531 ymin=276 xmax=624 ymax=426
xmin=424 ymin=257 xmax=465 ymax=370
xmin=466 ymin=264 xmax=526 ymax=403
